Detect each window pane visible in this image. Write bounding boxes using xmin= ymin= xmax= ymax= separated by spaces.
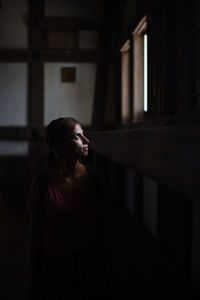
xmin=144 ymin=34 xmax=148 ymax=112
xmin=132 ymin=16 xmax=147 ymax=122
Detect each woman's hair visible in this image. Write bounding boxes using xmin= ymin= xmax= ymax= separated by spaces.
xmin=45 ymin=117 xmax=79 ymax=167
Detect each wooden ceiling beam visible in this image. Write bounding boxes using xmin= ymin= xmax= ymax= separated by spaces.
xmin=0 ymin=126 xmax=44 ymax=140
xmin=29 ymin=0 xmax=44 ymax=18
xmin=28 ymin=17 xmax=103 ymax=31
xmin=38 ymin=49 xmax=104 ymax=63
xmin=0 ymin=49 xmax=104 ymax=63
xmin=0 ymin=50 xmax=30 ymax=62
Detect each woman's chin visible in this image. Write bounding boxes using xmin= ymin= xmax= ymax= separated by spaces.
xmin=81 ymin=150 xmax=88 ymax=157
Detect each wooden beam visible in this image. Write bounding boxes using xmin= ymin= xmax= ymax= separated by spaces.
xmin=29 ymin=0 xmax=44 ymax=18
xmin=91 ymin=0 xmax=112 ymax=127
xmin=129 ymin=110 xmax=200 ymax=129
xmin=28 ymin=62 xmax=44 ymax=126
xmin=0 ymin=50 xmax=29 ymax=62
xmin=28 ymin=0 xmax=45 ymax=127
xmin=0 ymin=127 xmax=44 ymax=140
xmin=29 ymin=0 xmax=45 ymax=49
xmin=91 ymin=0 xmax=127 ymax=126
xmin=29 ymin=17 xmax=102 ymax=31
xmin=39 ymin=49 xmax=103 ymax=62
xmin=86 ymin=127 xmax=200 ymax=200
xmin=0 ymin=49 xmax=103 ymax=63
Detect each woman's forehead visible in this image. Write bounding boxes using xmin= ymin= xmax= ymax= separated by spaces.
xmin=73 ymin=123 xmax=83 ymax=133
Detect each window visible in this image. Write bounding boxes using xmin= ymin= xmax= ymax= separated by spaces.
xmin=132 ymin=16 xmax=148 ymax=122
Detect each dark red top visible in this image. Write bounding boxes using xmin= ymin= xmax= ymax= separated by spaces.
xmin=28 ymin=175 xmax=98 ymax=253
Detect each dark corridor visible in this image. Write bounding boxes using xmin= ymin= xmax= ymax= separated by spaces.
xmin=0 ymin=0 xmax=200 ymax=299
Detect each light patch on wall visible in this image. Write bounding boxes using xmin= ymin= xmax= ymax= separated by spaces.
xmin=61 ymin=67 xmax=76 ymax=82
xmin=0 ymin=63 xmax=28 ymax=126
xmin=0 ymin=141 xmax=28 ymax=156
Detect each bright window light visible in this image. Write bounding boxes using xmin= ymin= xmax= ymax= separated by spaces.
xmin=144 ymin=34 xmax=148 ymax=112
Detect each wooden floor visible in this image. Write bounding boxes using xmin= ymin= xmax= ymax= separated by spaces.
xmin=106 ymin=211 xmax=199 ymax=299
xmin=0 ymin=206 xmax=198 ymax=300
xmin=0 ymin=206 xmax=30 ymax=300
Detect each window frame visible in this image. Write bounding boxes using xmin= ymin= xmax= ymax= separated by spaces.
xmin=132 ymin=16 xmax=148 ymax=122
xmin=120 ymin=39 xmax=131 ymax=125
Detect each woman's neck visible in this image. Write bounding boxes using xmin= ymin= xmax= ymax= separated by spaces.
xmin=60 ymin=158 xmax=80 ymax=176
xmin=51 ymin=159 xmax=86 ymax=181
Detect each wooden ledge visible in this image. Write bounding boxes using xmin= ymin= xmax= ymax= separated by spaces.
xmin=87 ymin=126 xmax=200 ymax=200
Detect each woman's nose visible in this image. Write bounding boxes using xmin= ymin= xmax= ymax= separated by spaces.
xmin=82 ymin=135 xmax=89 ymax=144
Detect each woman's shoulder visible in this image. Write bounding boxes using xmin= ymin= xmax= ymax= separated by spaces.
xmin=27 ymin=167 xmax=50 ymax=211
xmin=30 ymin=166 xmax=50 ymax=190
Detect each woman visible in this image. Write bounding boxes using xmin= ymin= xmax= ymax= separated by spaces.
xmin=28 ymin=117 xmax=107 ymax=300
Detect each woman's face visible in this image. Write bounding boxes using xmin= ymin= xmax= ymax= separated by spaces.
xmin=57 ymin=123 xmax=89 ymax=160
xmin=70 ymin=123 xmax=89 ymax=157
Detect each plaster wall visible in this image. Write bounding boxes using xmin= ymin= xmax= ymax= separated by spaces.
xmin=0 ymin=141 xmax=28 ymax=156
xmin=44 ymin=63 xmax=96 ymax=126
xmin=0 ymin=63 xmax=28 ymax=126
xmin=0 ymin=0 xmax=28 ymax=48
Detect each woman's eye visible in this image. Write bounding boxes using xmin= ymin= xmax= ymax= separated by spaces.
xmin=72 ymin=133 xmax=85 ymax=140
xmin=74 ymin=134 xmax=80 ymax=139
